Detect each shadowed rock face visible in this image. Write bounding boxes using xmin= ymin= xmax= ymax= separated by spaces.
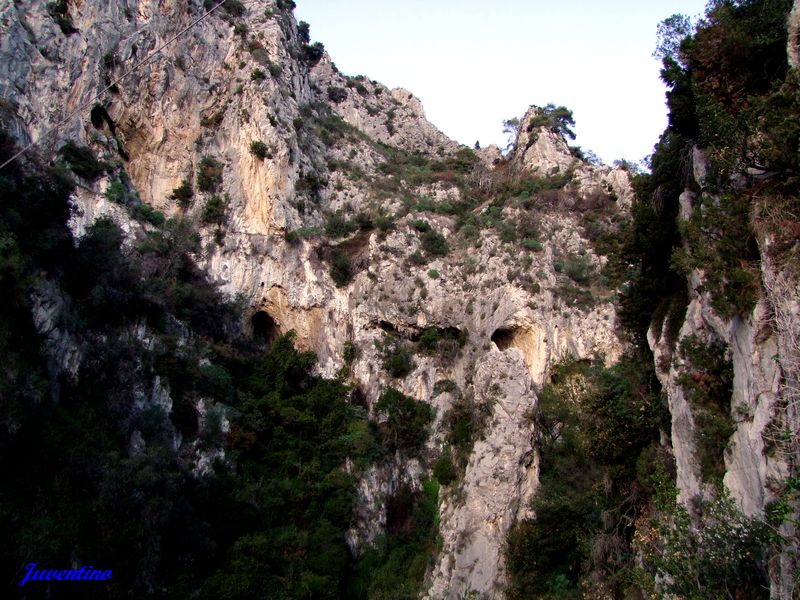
xmin=251 ymin=310 xmax=279 ymax=347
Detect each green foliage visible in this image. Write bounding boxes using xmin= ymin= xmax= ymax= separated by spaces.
xmin=343 ymin=341 xmax=358 ymax=366
xmin=638 ymin=494 xmax=770 ymax=599
xmin=375 ymin=387 xmax=433 ymax=457
xmin=417 ymin=327 xmax=440 ymax=355
xmin=506 ymin=352 xmax=665 ymax=598
xmin=654 ymin=13 xmax=693 ymax=62
xmin=131 ymin=203 xmax=166 ymax=227
xmin=673 ymin=192 xmax=759 ymax=317
xmin=170 ymin=178 xmax=194 ymax=207
xmin=427 ymin=268 xmax=439 ymax=279
xmin=297 ymin=20 xmax=311 ymax=44
xmin=205 ymin=0 xmax=246 ymax=17
xmin=349 ymin=480 xmax=440 ymax=599
xmin=441 ymin=395 xmax=490 ymax=473
xmin=420 ymin=228 xmax=449 ymax=257
xmin=327 ymin=85 xmax=348 ymax=103
xmin=433 ymin=450 xmax=456 ymax=486
xmin=249 ymin=140 xmax=270 ymax=159
xmin=284 ymin=226 xmax=321 ymax=242
xmin=325 ymin=210 xmax=358 ymax=238
xmin=104 ymin=178 xmax=136 ymax=205
xmin=553 ymin=253 xmax=594 ymax=285
xmin=416 ymin=326 xmax=465 ymax=362
xmin=201 ymin=194 xmax=228 ymax=226
xmin=302 ymin=42 xmax=325 ymax=65
xmin=411 ymin=219 xmax=431 ymax=232
xmin=197 ymin=156 xmax=223 ymax=193
xmin=378 ymin=336 xmax=415 ymax=378
xmin=250 ymin=68 xmax=266 ymax=81
xmin=328 ymin=248 xmax=352 ymax=287
xmin=676 ymin=335 xmax=735 ymax=484
xmin=60 ymin=140 xmax=107 ymax=179
xmin=525 ymin=103 xmax=576 ymax=141
xmin=520 ymin=238 xmax=543 ymax=251
xmin=200 ymin=108 xmax=225 ymax=128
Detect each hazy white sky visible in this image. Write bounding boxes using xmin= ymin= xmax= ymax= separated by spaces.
xmin=294 ymin=0 xmax=708 ymax=164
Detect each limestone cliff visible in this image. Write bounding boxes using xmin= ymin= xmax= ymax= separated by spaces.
xmin=8 ymin=0 xmax=796 ymax=598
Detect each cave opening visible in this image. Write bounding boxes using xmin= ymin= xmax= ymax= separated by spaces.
xmin=491 ymin=328 xmax=515 ymax=351
xmin=251 ymin=311 xmax=279 ymax=347
xmin=90 ymin=105 xmax=117 ymax=136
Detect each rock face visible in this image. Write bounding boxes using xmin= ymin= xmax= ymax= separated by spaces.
xmin=0 ymin=2 xmax=643 ymax=598
xmin=646 ymin=142 xmax=800 ymax=595
xmin=789 ymin=0 xmax=800 ymax=69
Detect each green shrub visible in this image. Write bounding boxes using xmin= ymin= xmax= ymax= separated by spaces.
xmin=170 ymin=179 xmax=194 ymax=207
xmin=327 ymin=86 xmax=348 ymax=103
xmin=676 ymin=335 xmax=734 ymax=484
xmin=249 ymin=140 xmax=269 ymax=159
xmin=412 ymin=219 xmax=431 ymax=232
xmin=375 ymin=387 xmax=433 ymax=456
xmin=60 ymin=141 xmax=107 ymax=179
xmin=132 ymin=203 xmax=166 ymax=227
xmin=201 ymin=194 xmax=228 ymax=226
xmin=284 ymin=226 xmax=321 ymax=242
xmin=302 ymin=42 xmax=324 ymax=65
xmin=553 ymin=253 xmax=594 ymax=284
xmin=105 ymin=179 xmax=136 ymax=206
xmin=250 ymin=68 xmax=266 ymax=81
xmin=433 ymin=450 xmax=456 ymax=485
xmin=200 ymin=109 xmax=225 ymax=128
xmin=378 ymin=337 xmax=415 ymax=378
xmin=521 ymin=238 xmax=543 ymax=251
xmin=343 ymin=341 xmax=358 ymax=366
xmin=197 ymin=156 xmax=223 ymax=192
xmin=427 ymin=269 xmax=439 ymax=279
xmin=639 ymin=494 xmax=769 ymax=600
xmin=328 ymin=248 xmax=352 ymax=287
xmin=417 ymin=328 xmax=440 ymax=355
xmin=324 ymin=210 xmax=357 ymax=238
xmin=205 ymin=0 xmax=245 ymax=17
xmin=421 ymin=228 xmax=448 ymax=257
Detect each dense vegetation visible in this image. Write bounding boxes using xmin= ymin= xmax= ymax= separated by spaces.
xmin=506 ymin=354 xmax=667 ymax=599
xmin=506 ymin=0 xmax=797 ymax=597
xmin=0 ymin=132 xmax=437 ymax=598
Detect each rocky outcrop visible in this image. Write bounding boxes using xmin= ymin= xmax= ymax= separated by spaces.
xmin=311 ymin=54 xmax=459 ymax=155
xmin=789 ymin=0 xmax=800 ymax=69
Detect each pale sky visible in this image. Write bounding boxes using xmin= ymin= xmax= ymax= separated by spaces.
xmin=294 ymin=0 xmax=708 ymax=165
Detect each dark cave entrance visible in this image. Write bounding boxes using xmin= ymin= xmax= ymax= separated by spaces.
xmin=251 ymin=311 xmax=279 ymax=347
xmin=491 ymin=328 xmax=515 ymax=351
xmin=90 ymin=105 xmax=117 ymax=135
